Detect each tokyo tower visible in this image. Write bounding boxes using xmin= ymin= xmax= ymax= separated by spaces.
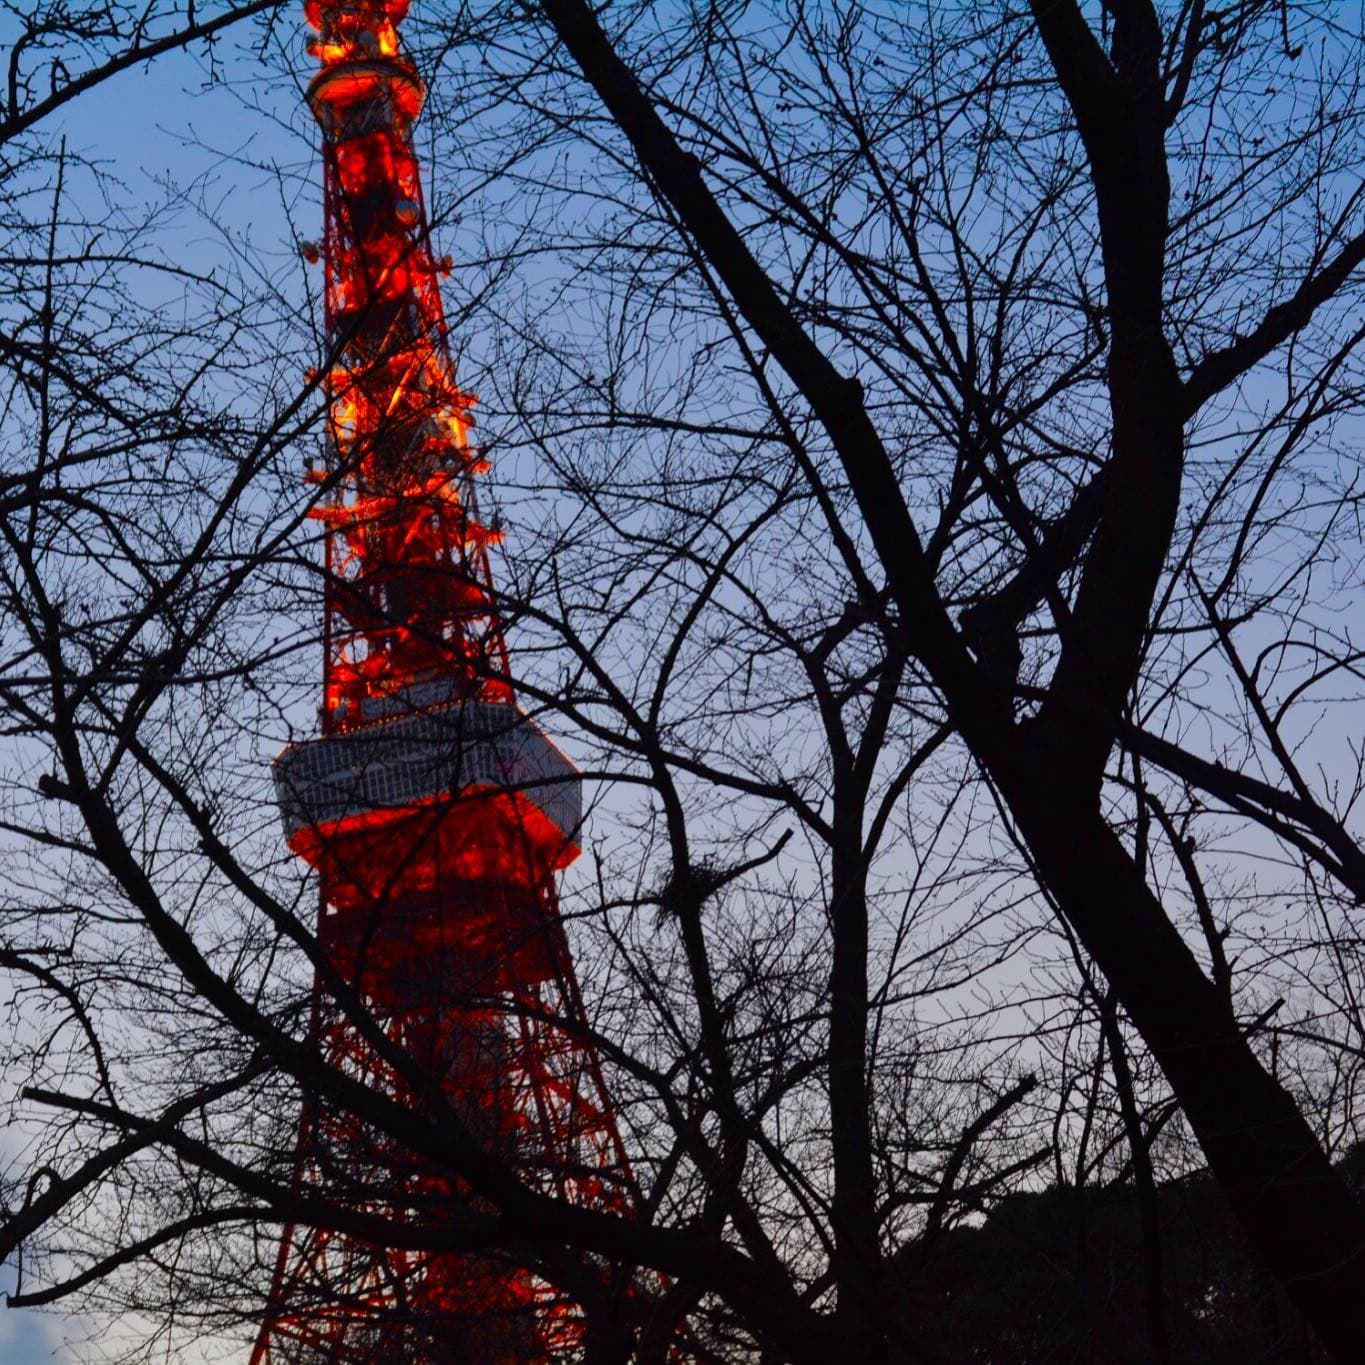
xmin=252 ymin=1 xmax=634 ymax=1358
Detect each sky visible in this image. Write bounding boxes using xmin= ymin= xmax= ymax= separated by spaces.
xmin=0 ymin=1272 xmax=73 ymax=1365
xmin=5 ymin=1 xmax=1365 ymax=1360
xmin=1 ymin=9 xmax=303 ymax=1358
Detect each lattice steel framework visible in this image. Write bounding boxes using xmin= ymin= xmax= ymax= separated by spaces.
xmin=252 ymin=3 xmax=635 ymax=1359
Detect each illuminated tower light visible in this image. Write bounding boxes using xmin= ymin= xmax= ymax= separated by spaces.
xmin=252 ymin=2 xmax=637 ymax=1359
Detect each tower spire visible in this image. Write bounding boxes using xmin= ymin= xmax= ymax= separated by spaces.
xmin=252 ymin=4 xmax=635 ymax=1359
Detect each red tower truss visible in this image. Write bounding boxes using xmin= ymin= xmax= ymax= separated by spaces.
xmin=252 ymin=3 xmax=635 ymax=1358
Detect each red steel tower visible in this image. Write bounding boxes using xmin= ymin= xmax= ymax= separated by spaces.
xmin=253 ymin=2 xmax=633 ymax=1358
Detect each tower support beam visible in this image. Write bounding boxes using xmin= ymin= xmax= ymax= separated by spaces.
xmin=252 ymin=4 xmax=635 ymax=1359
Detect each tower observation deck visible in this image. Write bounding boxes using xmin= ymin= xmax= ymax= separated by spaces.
xmin=252 ymin=3 xmax=635 ymax=1358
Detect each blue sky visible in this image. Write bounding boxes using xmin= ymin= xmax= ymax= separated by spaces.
xmin=1 ymin=1268 xmax=80 ymax=1363
xmin=0 ymin=9 xmax=299 ymax=1358
xmin=6 ymin=2 xmax=1365 ymax=1359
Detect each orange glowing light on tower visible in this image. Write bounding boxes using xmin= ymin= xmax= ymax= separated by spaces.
xmin=252 ymin=3 xmax=636 ymax=1359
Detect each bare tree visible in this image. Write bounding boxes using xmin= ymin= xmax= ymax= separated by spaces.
xmin=6 ymin=2 xmax=1365 ymax=1363
xmin=487 ymin=0 xmax=1365 ymax=1356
